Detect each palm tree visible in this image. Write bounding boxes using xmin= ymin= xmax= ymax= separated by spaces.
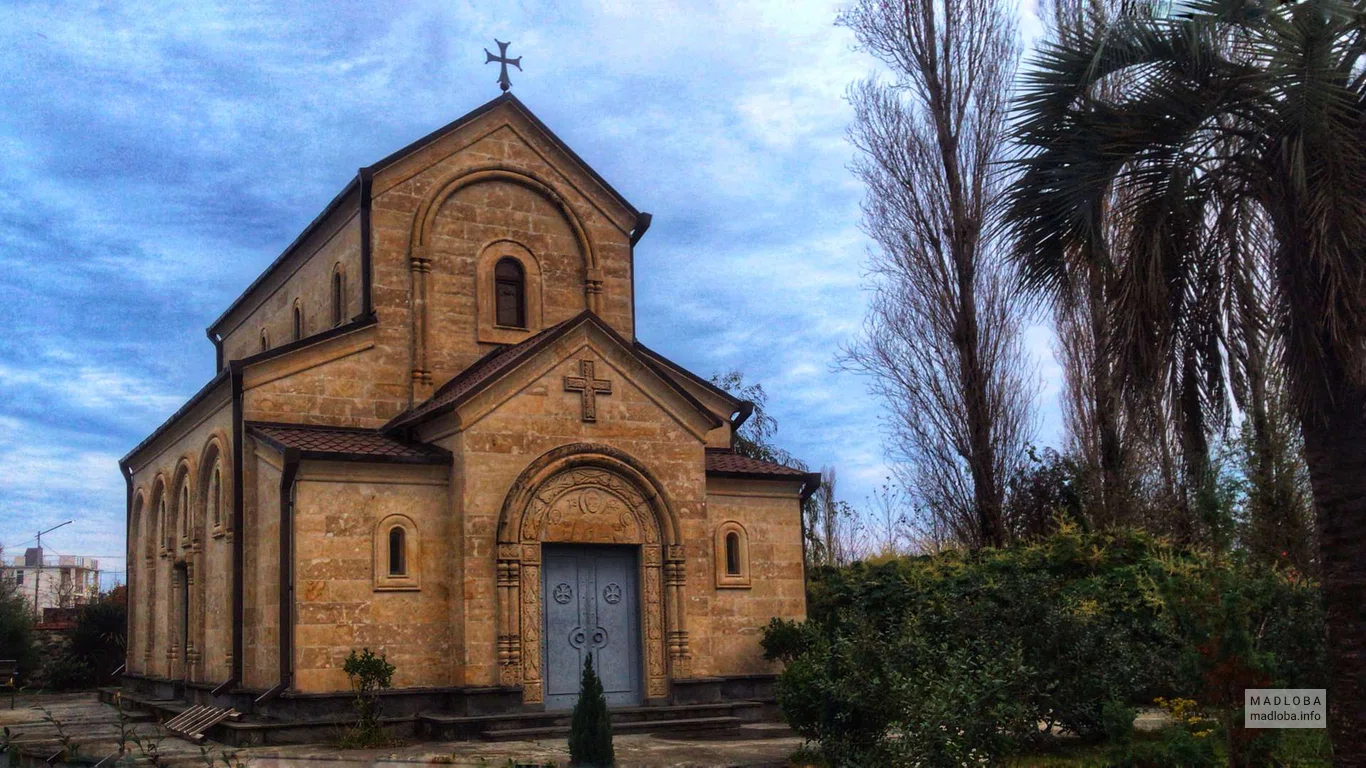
xmin=1004 ymin=0 xmax=1366 ymax=761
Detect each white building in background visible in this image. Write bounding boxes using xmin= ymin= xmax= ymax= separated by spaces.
xmin=2 ymin=548 xmax=100 ymax=617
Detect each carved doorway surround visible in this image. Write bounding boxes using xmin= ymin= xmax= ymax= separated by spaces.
xmin=496 ymin=444 xmax=689 ymax=705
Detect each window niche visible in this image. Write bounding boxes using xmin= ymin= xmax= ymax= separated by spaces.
xmin=291 ymin=299 xmax=304 ymax=341
xmin=209 ymin=464 xmax=225 ymax=537
xmin=178 ymin=483 xmax=191 ymax=545
xmin=331 ymin=264 xmax=346 ymax=327
xmin=476 ymin=240 xmax=542 ymax=344
xmin=157 ymin=494 xmax=170 ymax=556
xmin=714 ymin=521 xmax=751 ymax=589
xmin=374 ymin=514 xmax=419 ymax=591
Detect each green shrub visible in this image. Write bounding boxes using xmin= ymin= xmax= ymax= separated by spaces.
xmin=1123 ymin=727 xmax=1220 ymax=768
xmin=69 ymin=596 xmax=126 ymax=685
xmin=0 ymin=589 xmax=36 ymax=685
xmin=42 ymin=655 xmax=94 ymax=691
xmin=767 ymin=526 xmax=1326 ymax=763
xmin=1101 ymin=700 xmax=1136 ymax=750
xmin=340 ymin=648 xmax=395 ymax=748
xmin=568 ymin=654 xmax=613 ymax=767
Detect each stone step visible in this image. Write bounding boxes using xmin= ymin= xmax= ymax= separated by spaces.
xmin=418 ymin=700 xmax=764 ymax=742
xmin=481 ymin=715 xmax=745 ymax=741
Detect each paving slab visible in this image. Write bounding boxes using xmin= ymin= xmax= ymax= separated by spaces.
xmin=0 ymin=692 xmax=803 ymax=767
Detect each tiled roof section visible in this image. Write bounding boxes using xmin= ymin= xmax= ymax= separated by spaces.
xmin=384 ymin=316 xmax=579 ymax=431
xmin=705 ymin=450 xmax=809 ymax=478
xmin=248 ymin=424 xmax=450 ymax=464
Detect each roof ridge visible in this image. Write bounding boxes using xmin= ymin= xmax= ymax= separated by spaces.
xmin=384 ymin=311 xmax=724 ymax=434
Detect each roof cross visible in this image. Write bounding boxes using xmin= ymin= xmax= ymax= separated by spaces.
xmin=484 ymin=39 xmax=522 ymax=93
xmin=564 ymin=359 xmax=612 ymax=422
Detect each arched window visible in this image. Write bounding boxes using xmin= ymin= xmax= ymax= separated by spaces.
xmin=210 ymin=466 xmax=222 ymax=528
xmin=159 ymin=496 xmax=170 ymax=552
xmin=375 ymin=515 xmax=419 ymax=590
xmin=714 ymin=521 xmax=751 ymax=588
xmin=388 ymin=527 xmax=406 ymax=576
xmin=179 ymin=484 xmax=189 ymax=542
xmin=260 ymin=328 xmax=270 ymax=352
xmin=331 ymin=267 xmax=346 ymax=327
xmin=292 ymin=300 xmax=303 ymax=341
xmin=494 ymin=258 xmax=526 ymax=328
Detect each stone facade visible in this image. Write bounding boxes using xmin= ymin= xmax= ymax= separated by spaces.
xmin=120 ymin=93 xmax=816 ymax=714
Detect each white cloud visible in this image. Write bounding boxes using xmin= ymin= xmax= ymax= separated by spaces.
xmin=0 ymin=0 xmax=1066 ymax=557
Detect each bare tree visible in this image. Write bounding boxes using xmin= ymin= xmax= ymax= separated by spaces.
xmin=864 ymin=479 xmax=912 ymax=558
xmin=810 ymin=467 xmax=863 ymax=566
xmin=55 ymin=571 xmax=77 ymax=609
xmin=839 ymin=0 xmax=1036 ymax=549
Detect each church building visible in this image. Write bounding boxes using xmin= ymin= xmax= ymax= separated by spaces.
xmin=117 ymin=87 xmax=817 ymax=738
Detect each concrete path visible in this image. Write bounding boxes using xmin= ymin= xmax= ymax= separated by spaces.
xmin=0 ymin=692 xmax=803 ymax=767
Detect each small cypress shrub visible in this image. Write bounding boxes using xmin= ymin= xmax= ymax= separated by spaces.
xmin=568 ymin=654 xmax=613 ymax=767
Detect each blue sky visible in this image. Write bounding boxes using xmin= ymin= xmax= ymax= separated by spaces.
xmin=0 ymin=0 xmax=1056 ymax=581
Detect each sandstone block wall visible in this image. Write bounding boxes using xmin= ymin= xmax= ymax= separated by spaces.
xmin=291 ymin=463 xmax=451 ymax=692
xmin=697 ymin=478 xmax=808 ymax=677
xmin=241 ymin=324 xmax=408 ymax=429
xmin=368 ymin=103 xmax=638 ymax=407
xmin=125 ymin=386 xmax=234 ymax=685
xmin=243 ymin=447 xmax=282 ymax=690
xmin=425 ymin=333 xmax=714 ymax=689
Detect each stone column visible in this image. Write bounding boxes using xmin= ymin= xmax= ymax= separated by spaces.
xmin=496 ymin=545 xmax=521 ymax=686
xmin=166 ymin=567 xmax=181 ymax=669
xmin=143 ymin=553 xmax=156 ymax=665
xmin=665 ymin=544 xmax=690 ymax=678
xmin=518 ymin=544 xmax=542 ymax=703
xmin=643 ymin=545 xmax=668 ymax=698
xmin=585 ymin=267 xmax=604 ymax=314
xmin=410 ymin=246 xmax=433 ymax=402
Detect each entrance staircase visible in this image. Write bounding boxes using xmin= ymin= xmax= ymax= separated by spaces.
xmin=420 ymin=700 xmax=767 ymax=741
xmin=102 ymin=686 xmax=778 ymax=747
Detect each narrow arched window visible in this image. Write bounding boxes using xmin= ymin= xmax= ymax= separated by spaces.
xmin=292 ymin=301 xmax=303 ymax=341
xmin=260 ymin=328 xmax=270 ymax=352
xmin=210 ymin=466 xmax=222 ymax=527
xmin=388 ymin=527 xmax=406 ymax=576
xmin=494 ymin=258 xmax=526 ymax=328
xmin=725 ymin=532 xmax=741 ymax=576
xmin=159 ymin=497 xmax=170 ymax=550
xmin=179 ymin=485 xmax=189 ymax=540
xmin=331 ymin=268 xmax=345 ymax=326
xmin=715 ymin=521 xmax=750 ymax=588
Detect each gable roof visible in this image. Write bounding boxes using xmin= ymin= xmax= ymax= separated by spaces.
xmin=248 ymin=422 xmax=450 ymax=465
xmin=634 ymin=341 xmax=742 ymax=412
xmin=207 ymin=178 xmax=361 ymax=338
xmin=207 ymin=92 xmax=641 ymax=339
xmin=369 ymin=93 xmax=640 ymax=216
xmin=384 ymin=311 xmax=723 ymax=434
xmin=704 ymin=449 xmax=809 ymax=478
xmin=705 ymin=449 xmax=822 ymax=498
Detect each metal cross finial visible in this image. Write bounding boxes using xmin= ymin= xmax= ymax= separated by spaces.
xmin=484 ymin=39 xmax=522 ymax=92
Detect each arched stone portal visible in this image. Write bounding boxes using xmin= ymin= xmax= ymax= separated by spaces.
xmin=496 ymin=444 xmax=690 ymax=705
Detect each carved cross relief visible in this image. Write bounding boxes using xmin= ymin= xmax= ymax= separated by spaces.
xmin=563 ymin=359 xmax=612 ymax=422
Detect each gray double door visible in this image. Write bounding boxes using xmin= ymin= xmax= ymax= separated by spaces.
xmin=542 ymin=544 xmax=643 ymax=710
